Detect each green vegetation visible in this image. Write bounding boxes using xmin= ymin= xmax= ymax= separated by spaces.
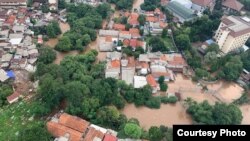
xmin=0 ymin=84 xmax=13 ymax=107
xmin=108 ymin=0 xmax=134 ymax=10
xmin=46 ymin=21 xmax=61 ymax=38
xmin=0 ymin=102 xmax=46 ymax=140
xmin=148 ymin=36 xmax=168 ymax=52
xmin=233 ymin=93 xmax=250 ymax=105
xmin=56 ymin=3 xmax=111 ymax=51
xmin=239 ymin=0 xmax=250 ymax=11
xmin=141 ymin=0 xmax=160 ymax=11
xmin=186 ymin=100 xmax=243 ymax=124
xmin=38 ymin=47 xmax=56 ymax=64
xmin=124 ymin=123 xmax=142 ymax=139
xmin=161 ymin=96 xmax=178 ymax=104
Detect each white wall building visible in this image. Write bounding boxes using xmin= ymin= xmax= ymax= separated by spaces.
xmin=214 ymin=16 xmax=250 ymax=54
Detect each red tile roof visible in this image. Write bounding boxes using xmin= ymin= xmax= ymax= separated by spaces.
xmin=129 ymin=39 xmax=137 ymax=47
xmin=191 ymin=0 xmax=213 ymax=7
xmin=159 ymin=21 xmax=167 ymax=28
xmin=7 ymin=91 xmax=20 ymax=103
xmin=129 ymin=28 xmax=140 ymax=38
xmin=103 ymin=134 xmax=118 ymax=141
xmin=6 ymin=15 xmax=16 ymax=25
xmin=129 ymin=13 xmax=139 ymax=25
xmin=83 ymin=127 xmax=104 ymax=141
xmin=47 ymin=121 xmax=84 ymax=141
xmin=124 ymin=12 xmax=131 ymax=17
xmin=222 ymin=0 xmax=243 ymax=12
xmin=123 ymin=39 xmax=130 ymax=46
xmin=111 ymin=60 xmax=120 ymax=68
xmin=113 ymin=24 xmax=126 ymax=31
xmin=120 ymin=31 xmax=130 ymax=35
xmin=146 ymin=74 xmax=157 ymax=87
xmin=154 ymin=8 xmax=161 ymax=14
xmin=146 ymin=16 xmax=158 ymax=22
xmin=59 ymin=113 xmax=90 ymax=133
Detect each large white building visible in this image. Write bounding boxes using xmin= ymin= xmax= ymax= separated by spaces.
xmin=214 ymin=16 xmax=250 ymax=54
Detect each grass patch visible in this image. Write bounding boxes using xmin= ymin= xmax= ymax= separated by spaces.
xmin=162 ymin=37 xmax=177 ymax=51
xmin=0 ymin=101 xmax=43 ymax=141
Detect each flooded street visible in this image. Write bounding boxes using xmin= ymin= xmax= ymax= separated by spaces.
xmin=121 ymin=103 xmax=192 ymax=130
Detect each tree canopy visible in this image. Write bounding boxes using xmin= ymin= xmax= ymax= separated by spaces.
xmin=124 ymin=123 xmax=142 ymax=139
xmin=187 ymin=100 xmax=243 ymax=124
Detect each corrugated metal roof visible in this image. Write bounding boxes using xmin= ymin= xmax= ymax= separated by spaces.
xmin=166 ymin=1 xmax=195 ymax=20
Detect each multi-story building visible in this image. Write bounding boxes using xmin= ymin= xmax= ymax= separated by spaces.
xmin=214 ymin=16 xmax=250 ymax=54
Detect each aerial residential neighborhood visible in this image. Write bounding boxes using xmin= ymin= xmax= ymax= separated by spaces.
xmin=0 ymin=0 xmax=250 ymax=141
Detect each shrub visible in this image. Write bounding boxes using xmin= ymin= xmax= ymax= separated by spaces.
xmin=160 ymin=83 xmax=168 ymax=91
xmin=145 ymin=97 xmax=161 ymax=109
xmin=161 ymin=96 xmax=178 ymax=104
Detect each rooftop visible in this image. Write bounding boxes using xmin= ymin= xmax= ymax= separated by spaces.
xmin=191 ymin=0 xmax=213 ymax=7
xmin=221 ymin=16 xmax=250 ymax=37
xmin=166 ymin=1 xmax=195 ymax=20
xmin=222 ymin=0 xmax=243 ymax=12
xmin=58 ymin=113 xmax=90 ymax=133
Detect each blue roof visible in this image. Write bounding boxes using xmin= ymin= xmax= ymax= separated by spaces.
xmin=205 ymin=39 xmax=215 ymax=45
xmin=6 ymin=70 xmax=15 ymax=78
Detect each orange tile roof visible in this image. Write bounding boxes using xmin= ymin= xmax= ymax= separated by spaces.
xmin=129 ymin=28 xmax=139 ymax=34
xmin=7 ymin=91 xmax=20 ymax=103
xmin=111 ymin=60 xmax=120 ymax=68
xmin=146 ymin=16 xmax=158 ymax=22
xmin=103 ymin=134 xmax=118 ymax=141
xmin=6 ymin=15 xmax=16 ymax=24
xmin=83 ymin=127 xmax=104 ymax=141
xmin=59 ymin=113 xmax=90 ymax=133
xmin=47 ymin=121 xmax=84 ymax=141
xmin=146 ymin=74 xmax=157 ymax=87
xmin=136 ymin=40 xmax=144 ymax=47
xmin=159 ymin=21 xmax=167 ymax=28
xmin=105 ymin=36 xmax=113 ymax=42
xmin=127 ymin=56 xmax=135 ymax=67
xmin=129 ymin=39 xmax=137 ymax=47
xmin=141 ymin=62 xmax=149 ymax=68
xmin=123 ymin=39 xmax=130 ymax=46
xmin=129 ymin=13 xmax=139 ymax=25
xmin=113 ymin=23 xmax=126 ymax=31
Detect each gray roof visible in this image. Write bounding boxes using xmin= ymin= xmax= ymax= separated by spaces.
xmin=1 ymin=53 xmax=13 ymax=62
xmin=166 ymin=1 xmax=195 ymax=20
xmin=99 ymin=30 xmax=119 ymax=37
xmin=9 ymin=33 xmax=23 ymax=39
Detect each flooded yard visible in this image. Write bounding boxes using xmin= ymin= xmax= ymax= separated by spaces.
xmin=168 ymin=74 xmax=218 ymax=104
xmin=121 ymin=103 xmax=192 ymax=130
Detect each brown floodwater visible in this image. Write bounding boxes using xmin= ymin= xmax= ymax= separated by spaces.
xmin=240 ymin=105 xmax=250 ymax=124
xmin=121 ymin=103 xmax=192 ymax=130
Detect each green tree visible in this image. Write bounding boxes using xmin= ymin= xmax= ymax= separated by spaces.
xmin=96 ymin=3 xmax=111 ymax=19
xmin=149 ymin=126 xmax=163 ymax=141
xmin=58 ymin=0 xmax=66 ymax=9
xmin=138 ymin=15 xmax=146 ymax=25
xmin=0 ymin=84 xmax=13 ymax=107
xmin=38 ymin=47 xmax=56 ymax=64
xmin=206 ymin=43 xmax=220 ymax=53
xmin=175 ymin=34 xmax=191 ymax=50
xmin=221 ymin=56 xmax=243 ymax=81
xmin=124 ymin=123 xmax=142 ymax=139
xmin=162 ymin=28 xmax=168 ymax=38
xmin=204 ymin=51 xmax=217 ymax=64
xmin=212 ymin=103 xmax=243 ymax=125
xmin=19 ymin=124 xmax=52 ymax=141
xmin=158 ymin=76 xmax=165 ymax=84
xmin=55 ymin=36 xmax=72 ymax=51
xmin=160 ymin=83 xmax=168 ymax=91
xmin=149 ymin=37 xmax=168 ymax=52
xmin=82 ymin=34 xmax=91 ymax=46
xmin=46 ymin=24 xmax=56 ymax=38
